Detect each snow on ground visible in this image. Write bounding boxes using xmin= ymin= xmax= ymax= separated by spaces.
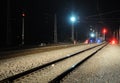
xmin=62 ymin=44 xmax=120 ymax=83
xmin=0 ymin=44 xmax=97 ymax=81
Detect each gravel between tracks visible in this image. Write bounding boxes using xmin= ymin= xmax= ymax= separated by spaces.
xmin=62 ymin=44 xmax=120 ymax=83
xmin=0 ymin=44 xmax=98 ymax=81
xmin=13 ymin=44 xmax=104 ymax=83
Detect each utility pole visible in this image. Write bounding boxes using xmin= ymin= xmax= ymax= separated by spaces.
xmin=70 ymin=16 xmax=76 ymax=44
xmin=71 ymin=22 xmax=74 ymax=42
xmin=54 ymin=14 xmax=57 ymax=43
xmin=22 ymin=13 xmax=25 ymax=45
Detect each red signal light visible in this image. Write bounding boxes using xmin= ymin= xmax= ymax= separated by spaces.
xmin=102 ymin=28 xmax=107 ymax=34
xmin=110 ymin=38 xmax=118 ymax=45
xmin=111 ymin=40 xmax=115 ymax=44
xmin=22 ymin=13 xmax=25 ymax=17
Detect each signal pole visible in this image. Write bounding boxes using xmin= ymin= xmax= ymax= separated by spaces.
xmin=102 ymin=28 xmax=107 ymax=41
xmin=22 ymin=13 xmax=25 ymax=45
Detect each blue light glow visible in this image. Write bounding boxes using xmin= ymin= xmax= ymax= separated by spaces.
xmin=96 ymin=39 xmax=101 ymax=43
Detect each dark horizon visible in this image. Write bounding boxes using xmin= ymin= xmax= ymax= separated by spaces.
xmin=1 ymin=0 xmax=120 ymax=48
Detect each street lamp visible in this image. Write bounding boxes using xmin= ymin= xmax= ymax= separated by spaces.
xmin=70 ymin=16 xmax=76 ymax=43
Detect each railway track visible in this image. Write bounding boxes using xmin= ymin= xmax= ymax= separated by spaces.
xmin=0 ymin=43 xmax=108 ymax=83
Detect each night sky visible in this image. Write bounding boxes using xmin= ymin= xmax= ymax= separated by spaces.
xmin=0 ymin=0 xmax=120 ymax=47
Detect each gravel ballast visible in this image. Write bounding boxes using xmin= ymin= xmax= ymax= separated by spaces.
xmin=0 ymin=44 xmax=98 ymax=81
xmin=62 ymin=44 xmax=120 ymax=83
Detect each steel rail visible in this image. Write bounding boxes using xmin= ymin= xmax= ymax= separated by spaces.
xmin=49 ymin=43 xmax=108 ymax=83
xmin=0 ymin=43 xmax=106 ymax=83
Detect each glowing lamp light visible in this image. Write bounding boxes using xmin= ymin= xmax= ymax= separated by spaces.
xmin=85 ymin=39 xmax=89 ymax=44
xmin=96 ymin=39 xmax=101 ymax=43
xmin=90 ymin=33 xmax=95 ymax=38
xmin=102 ymin=28 xmax=107 ymax=34
xmin=110 ymin=38 xmax=118 ymax=45
xmin=90 ymin=39 xmax=93 ymax=43
xmin=22 ymin=13 xmax=25 ymax=17
xmin=112 ymin=40 xmax=115 ymax=44
xmin=70 ymin=16 xmax=76 ymax=22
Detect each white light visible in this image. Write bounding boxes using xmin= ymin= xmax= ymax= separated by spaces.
xmin=90 ymin=33 xmax=95 ymax=37
xmin=51 ymin=64 xmax=55 ymax=67
xmin=70 ymin=16 xmax=76 ymax=22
